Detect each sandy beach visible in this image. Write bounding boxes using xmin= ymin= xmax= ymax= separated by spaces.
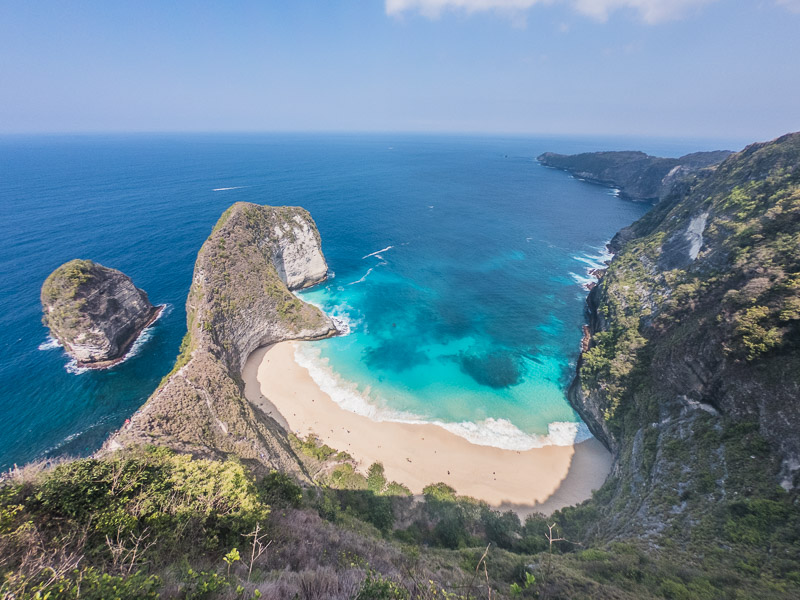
xmin=243 ymin=342 xmax=612 ymax=516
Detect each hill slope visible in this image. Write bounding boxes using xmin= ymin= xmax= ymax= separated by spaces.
xmin=567 ymin=132 xmax=800 ymax=555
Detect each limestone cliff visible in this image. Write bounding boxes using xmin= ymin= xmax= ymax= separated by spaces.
xmin=104 ymin=203 xmax=337 ymax=476
xmin=565 ymin=132 xmax=800 ymax=543
xmin=41 ymin=259 xmax=161 ymax=368
xmin=538 ymin=149 xmax=732 ymax=202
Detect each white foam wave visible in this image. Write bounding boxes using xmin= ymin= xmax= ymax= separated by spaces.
xmin=570 ymin=242 xmax=615 ymax=288
xmin=38 ymin=336 xmax=62 ymax=351
xmin=123 ymin=303 xmax=169 ymax=362
xmin=294 ymin=345 xmax=400 ymax=420
xmin=348 ymin=267 xmax=374 ymax=286
xmin=293 ymin=345 xmax=594 ymax=450
xmin=212 ymin=186 xmax=247 ymax=192
xmin=65 ymin=360 xmax=89 ymax=375
xmin=296 ymin=295 xmax=356 ymax=336
xmin=362 ymin=245 xmax=393 ymax=260
xmin=570 ymin=272 xmax=595 ymax=287
xmin=437 ymin=419 xmax=593 ymax=450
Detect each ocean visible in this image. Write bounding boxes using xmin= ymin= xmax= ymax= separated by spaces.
xmin=0 ymin=133 xmax=731 ymax=470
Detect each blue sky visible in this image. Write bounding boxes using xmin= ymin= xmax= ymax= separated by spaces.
xmin=0 ymin=0 xmax=798 ymax=140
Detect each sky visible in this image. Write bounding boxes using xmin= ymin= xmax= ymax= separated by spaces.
xmin=0 ymin=0 xmax=798 ymax=140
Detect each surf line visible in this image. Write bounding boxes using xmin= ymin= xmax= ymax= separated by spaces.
xmin=212 ymin=186 xmax=248 ymax=192
xmin=362 ymin=245 xmax=393 ymax=260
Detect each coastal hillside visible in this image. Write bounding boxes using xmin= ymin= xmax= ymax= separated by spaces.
xmin=3 ymin=136 xmax=800 ymax=599
xmin=103 ymin=203 xmax=337 ymax=475
xmin=566 ymin=132 xmax=800 ymax=554
xmin=538 ymin=149 xmax=732 ymax=202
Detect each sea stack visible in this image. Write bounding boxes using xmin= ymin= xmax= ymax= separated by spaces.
xmin=41 ymin=259 xmax=162 ymax=368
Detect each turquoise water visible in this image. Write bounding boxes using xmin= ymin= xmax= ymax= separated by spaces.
xmin=0 ymin=133 xmax=731 ymax=469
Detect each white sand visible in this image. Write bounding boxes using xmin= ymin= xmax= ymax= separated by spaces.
xmin=243 ymin=342 xmax=612 ymax=516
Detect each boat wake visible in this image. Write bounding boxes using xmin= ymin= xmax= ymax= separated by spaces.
xmin=348 ymin=267 xmax=374 ymax=286
xmin=362 ymin=245 xmax=393 ymax=260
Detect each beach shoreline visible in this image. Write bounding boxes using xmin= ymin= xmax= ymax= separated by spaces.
xmin=243 ymin=342 xmax=613 ymax=517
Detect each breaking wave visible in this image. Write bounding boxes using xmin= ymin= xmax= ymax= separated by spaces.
xmin=293 ymin=344 xmax=592 ymax=450
xmin=38 ymin=336 xmax=62 ymax=351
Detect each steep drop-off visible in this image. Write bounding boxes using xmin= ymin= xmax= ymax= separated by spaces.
xmin=567 ymin=133 xmax=800 ymax=552
xmin=41 ymin=259 xmax=162 ymax=368
xmin=104 ymin=203 xmax=337 ymax=476
xmin=538 ymin=149 xmax=732 ymax=202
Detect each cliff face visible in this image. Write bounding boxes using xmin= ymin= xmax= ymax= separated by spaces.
xmin=104 ymin=203 xmax=337 ymax=476
xmin=567 ymin=132 xmax=800 ymax=542
xmin=538 ymin=149 xmax=732 ymax=202
xmin=41 ymin=259 xmax=161 ymax=367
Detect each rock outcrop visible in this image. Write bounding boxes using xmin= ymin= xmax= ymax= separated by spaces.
xmin=41 ymin=259 xmax=162 ymax=368
xmin=567 ymin=132 xmax=800 ymax=541
xmin=103 ymin=203 xmax=336 ymax=478
xmin=538 ymin=149 xmax=732 ymax=202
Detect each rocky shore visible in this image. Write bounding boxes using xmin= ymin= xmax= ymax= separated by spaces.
xmin=41 ymin=259 xmax=163 ymax=368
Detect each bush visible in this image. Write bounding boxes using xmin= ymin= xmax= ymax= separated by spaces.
xmin=258 ymin=470 xmax=302 ymax=508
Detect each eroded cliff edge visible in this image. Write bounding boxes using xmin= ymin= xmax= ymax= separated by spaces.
xmin=41 ymin=259 xmax=162 ymax=368
xmin=567 ymin=132 xmax=800 ymax=542
xmin=103 ymin=203 xmax=336 ymax=476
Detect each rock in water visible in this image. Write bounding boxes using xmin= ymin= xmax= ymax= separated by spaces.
xmin=41 ymin=259 xmax=162 ymax=368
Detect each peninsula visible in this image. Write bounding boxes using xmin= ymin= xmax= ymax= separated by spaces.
xmin=104 ymin=202 xmax=337 ymax=475
xmin=538 ymin=148 xmax=732 ymax=202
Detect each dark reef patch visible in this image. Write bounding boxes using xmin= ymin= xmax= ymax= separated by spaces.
xmin=457 ymin=350 xmax=523 ymax=388
xmin=363 ymin=338 xmax=430 ymax=373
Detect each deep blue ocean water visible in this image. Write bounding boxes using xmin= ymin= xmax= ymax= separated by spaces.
xmin=0 ymin=133 xmax=734 ymax=469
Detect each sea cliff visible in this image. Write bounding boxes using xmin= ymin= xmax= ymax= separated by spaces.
xmin=41 ymin=259 xmax=162 ymax=368
xmin=103 ymin=203 xmax=337 ymax=475
xmin=565 ymin=132 xmax=800 ymax=549
xmin=538 ymin=149 xmax=732 ymax=202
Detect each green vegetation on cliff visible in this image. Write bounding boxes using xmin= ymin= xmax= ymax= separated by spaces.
xmin=106 ymin=203 xmax=335 ymax=475
xmin=8 ymin=136 xmax=800 ymax=599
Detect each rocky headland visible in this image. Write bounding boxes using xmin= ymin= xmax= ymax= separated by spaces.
xmin=538 ymin=148 xmax=732 ymax=202
xmin=40 ymin=259 xmax=162 ymax=368
xmin=103 ymin=203 xmax=337 ymax=477
xmin=566 ymin=132 xmax=800 ymax=547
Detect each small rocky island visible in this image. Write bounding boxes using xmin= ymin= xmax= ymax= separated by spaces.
xmin=538 ymin=148 xmax=732 ymax=202
xmin=41 ymin=259 xmax=162 ymax=368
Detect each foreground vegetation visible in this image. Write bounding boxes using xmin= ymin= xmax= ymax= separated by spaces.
xmin=2 ymin=442 xmax=798 ymax=599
